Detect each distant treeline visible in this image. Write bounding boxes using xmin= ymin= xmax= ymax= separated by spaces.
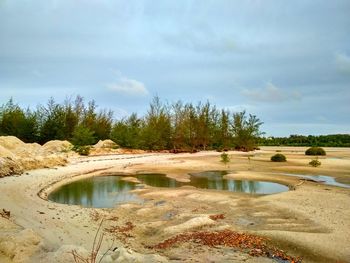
xmin=259 ymin=134 xmax=350 ymax=147
xmin=0 ymin=96 xmax=263 ymax=151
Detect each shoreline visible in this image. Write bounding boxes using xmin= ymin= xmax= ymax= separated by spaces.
xmin=0 ymin=147 xmax=349 ymax=262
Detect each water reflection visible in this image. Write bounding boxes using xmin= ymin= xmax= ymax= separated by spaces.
xmin=49 ymin=176 xmax=143 ymax=208
xmin=49 ymin=171 xmax=289 ymax=208
xmin=136 ymin=173 xmax=184 ymax=188
xmin=190 ymin=171 xmax=289 ymax=194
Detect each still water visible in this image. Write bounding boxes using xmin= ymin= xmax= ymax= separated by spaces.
xmin=48 ymin=171 xmax=289 ymax=208
xmin=278 ymin=173 xmax=350 ymax=188
xmin=190 ymin=171 xmax=289 ymax=194
xmin=48 ymin=176 xmax=143 ymax=208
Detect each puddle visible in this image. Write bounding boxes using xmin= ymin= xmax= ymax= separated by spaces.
xmin=278 ymin=173 xmax=350 ymax=188
xmin=49 ymin=171 xmax=289 ymax=208
xmin=190 ymin=171 xmax=289 ymax=194
xmin=48 ymin=176 xmax=144 ymax=208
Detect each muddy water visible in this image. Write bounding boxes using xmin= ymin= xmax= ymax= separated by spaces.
xmin=49 ymin=171 xmax=289 ymax=208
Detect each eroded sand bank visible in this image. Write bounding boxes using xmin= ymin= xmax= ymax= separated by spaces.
xmin=0 ymin=147 xmax=350 ymax=262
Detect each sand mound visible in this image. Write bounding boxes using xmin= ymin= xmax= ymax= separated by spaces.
xmin=0 ymin=145 xmax=17 ymax=159
xmin=93 ymin=139 xmax=118 ymax=149
xmin=0 ymin=136 xmax=42 ymax=157
xmin=13 ymin=143 xmax=42 ymax=158
xmin=0 ymin=157 xmax=23 ymax=177
xmin=0 ymin=136 xmax=71 ymax=177
xmin=89 ymin=139 xmax=122 ymax=156
xmin=42 ymin=140 xmax=72 ymax=154
xmin=0 ymin=136 xmax=26 ymax=151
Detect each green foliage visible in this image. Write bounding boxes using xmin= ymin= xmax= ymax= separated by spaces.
xmin=0 ymin=96 xmax=264 ymax=152
xmin=271 ymin=153 xmax=287 ymax=162
xmin=141 ymin=96 xmax=172 ymax=150
xmin=0 ymin=96 xmax=113 ymax=145
xmin=259 ymin=134 xmax=350 ymax=147
xmin=38 ymin=98 xmax=66 ymax=143
xmin=231 ymin=111 xmax=264 ymax=151
xmin=0 ymin=99 xmax=39 ymax=142
xmin=309 ymin=158 xmax=321 ymax=167
xmin=73 ymin=145 xmax=91 ymax=156
xmin=220 ymin=152 xmax=230 ymax=165
xmin=111 ymin=113 xmax=142 ymax=148
xmin=71 ymin=125 xmax=96 ymax=146
xmin=305 ymin=147 xmax=326 ymax=156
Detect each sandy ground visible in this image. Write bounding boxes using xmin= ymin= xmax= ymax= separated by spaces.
xmin=0 ymin=147 xmax=349 ymax=262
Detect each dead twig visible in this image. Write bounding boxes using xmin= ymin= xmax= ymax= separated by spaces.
xmin=72 ymin=219 xmax=111 ymax=263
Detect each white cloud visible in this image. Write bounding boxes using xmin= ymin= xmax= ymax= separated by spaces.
xmin=107 ymin=77 xmax=148 ymax=97
xmin=241 ymin=83 xmax=301 ymax=103
xmin=335 ymin=52 xmax=350 ymax=74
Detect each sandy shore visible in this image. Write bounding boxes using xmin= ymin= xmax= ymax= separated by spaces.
xmin=0 ymin=147 xmax=349 ymax=262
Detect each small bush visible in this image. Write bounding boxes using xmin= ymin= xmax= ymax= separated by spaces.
xmin=73 ymin=145 xmax=91 ymax=156
xmin=220 ymin=152 xmax=230 ymax=165
xmin=271 ymin=153 xmax=286 ymax=162
xmin=305 ymin=147 xmax=326 ymax=156
xmin=309 ymin=158 xmax=321 ymax=167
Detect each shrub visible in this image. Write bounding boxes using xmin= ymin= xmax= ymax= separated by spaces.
xmin=271 ymin=153 xmax=286 ymax=162
xmin=309 ymin=158 xmax=321 ymax=167
xmin=73 ymin=145 xmax=90 ymax=156
xmin=220 ymin=152 xmax=230 ymax=165
xmin=305 ymin=147 xmax=326 ymax=156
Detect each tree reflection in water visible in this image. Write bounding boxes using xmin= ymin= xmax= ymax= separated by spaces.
xmin=49 ymin=176 xmax=143 ymax=208
xmin=49 ymin=172 xmax=289 ymax=208
xmin=189 ymin=171 xmax=287 ymax=194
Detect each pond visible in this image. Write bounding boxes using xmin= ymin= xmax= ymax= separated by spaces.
xmin=48 ymin=176 xmax=144 ymax=208
xmin=48 ymin=171 xmax=289 ymax=208
xmin=189 ymin=171 xmax=289 ymax=194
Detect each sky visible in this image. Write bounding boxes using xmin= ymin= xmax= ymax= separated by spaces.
xmin=0 ymin=0 xmax=349 ymax=136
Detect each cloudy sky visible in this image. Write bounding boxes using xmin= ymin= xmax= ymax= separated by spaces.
xmin=1 ymin=0 xmax=349 ymax=136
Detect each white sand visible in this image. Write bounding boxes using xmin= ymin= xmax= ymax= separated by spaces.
xmin=0 ymin=146 xmax=349 ymax=262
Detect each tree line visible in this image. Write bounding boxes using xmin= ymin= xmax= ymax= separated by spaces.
xmin=0 ymin=96 xmax=263 ymax=151
xmin=0 ymin=96 xmax=113 ymax=145
xmin=259 ymin=134 xmax=350 ymax=147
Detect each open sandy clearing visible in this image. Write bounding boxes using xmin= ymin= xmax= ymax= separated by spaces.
xmin=0 ymin=147 xmax=349 ymax=262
